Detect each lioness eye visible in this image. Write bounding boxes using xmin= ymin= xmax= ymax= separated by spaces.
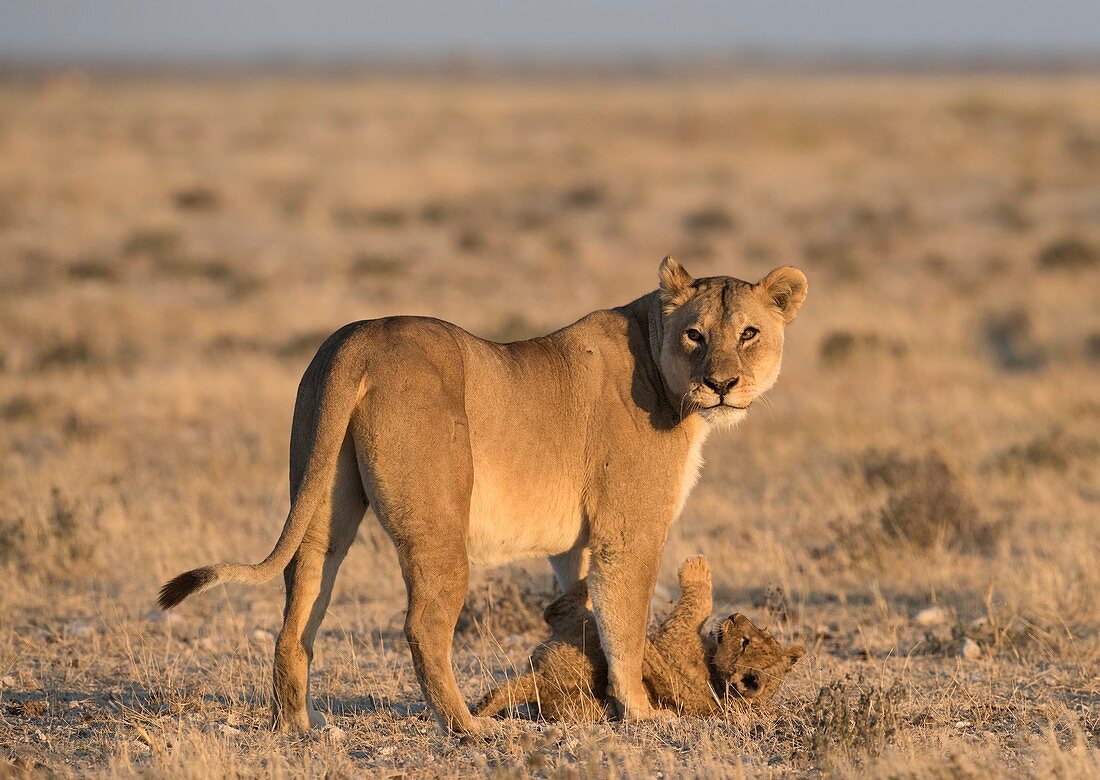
xmin=741 ymin=636 xmax=751 ymax=649
xmin=740 ymin=327 xmax=759 ymax=342
xmin=685 ymin=328 xmax=704 ymax=344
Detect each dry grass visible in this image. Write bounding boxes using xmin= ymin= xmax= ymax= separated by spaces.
xmin=1 ymin=70 xmax=1098 ymax=777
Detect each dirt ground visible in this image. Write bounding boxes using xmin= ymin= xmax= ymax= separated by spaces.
xmin=0 ymin=69 xmax=1097 ymax=777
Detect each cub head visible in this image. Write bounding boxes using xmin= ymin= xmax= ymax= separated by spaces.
xmin=656 ymin=257 xmax=807 ymax=427
xmin=710 ymin=613 xmax=805 ymax=703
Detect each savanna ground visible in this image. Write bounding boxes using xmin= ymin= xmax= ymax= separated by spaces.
xmin=0 ymin=68 xmax=1098 ymax=777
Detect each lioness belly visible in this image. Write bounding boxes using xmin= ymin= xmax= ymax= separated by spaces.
xmin=466 ymin=472 xmax=585 ymax=567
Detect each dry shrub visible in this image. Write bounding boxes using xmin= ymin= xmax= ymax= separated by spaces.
xmin=487 ymin=312 xmax=542 ymax=343
xmin=350 ymin=253 xmax=405 ymax=278
xmin=66 ymin=258 xmax=117 ymax=282
xmin=983 ymin=308 xmax=1047 ymax=372
xmin=1086 ymin=332 xmax=1100 ymax=365
xmin=172 ymin=186 xmax=220 ymax=212
xmin=122 ymin=228 xmax=182 ymax=259
xmin=819 ymin=330 xmax=907 ymax=368
xmin=455 ymin=571 xmax=554 ymax=639
xmin=0 ymin=487 xmax=96 ymax=572
xmin=332 ymin=204 xmax=409 ymax=229
xmin=863 ymin=450 xmax=995 ymax=551
xmin=683 ymin=206 xmax=736 ymax=234
xmin=152 ymin=255 xmax=260 ymax=297
xmin=802 ymin=238 xmax=863 ymax=281
xmin=990 ymin=428 xmax=1099 ymax=476
xmin=455 ymin=228 xmax=486 ymax=253
xmin=275 ymin=330 xmax=331 ymax=361
xmin=816 ymin=451 xmax=998 ymax=569
xmin=0 ymin=394 xmax=40 ymax=422
xmin=35 ymin=337 xmax=98 ymax=371
xmin=804 ymin=677 xmax=906 ymax=768
xmin=1037 ymin=237 xmax=1099 ymax=270
xmin=5 ymin=699 xmax=48 ymax=718
xmin=562 ymin=183 xmax=604 ymax=210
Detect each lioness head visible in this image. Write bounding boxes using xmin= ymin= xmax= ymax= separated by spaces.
xmin=656 ymin=257 xmax=807 ymax=426
xmin=711 ymin=613 xmax=805 ymax=703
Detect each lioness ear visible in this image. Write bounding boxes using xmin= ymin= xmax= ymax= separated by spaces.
xmin=658 ymin=256 xmax=695 ymax=313
xmin=757 ymin=266 xmax=808 ymax=324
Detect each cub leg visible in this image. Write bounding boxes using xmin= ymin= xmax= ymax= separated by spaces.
xmin=652 ymin=555 xmax=713 ymax=644
xmin=473 ymin=672 xmax=541 ymax=718
xmin=549 ymin=546 xmax=590 ymax=590
xmin=273 ymin=433 xmax=365 ymax=731
xmin=587 ymin=526 xmax=668 ymax=720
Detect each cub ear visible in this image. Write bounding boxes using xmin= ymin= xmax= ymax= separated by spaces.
xmin=787 ymin=645 xmax=806 ymax=665
xmin=757 ymin=266 xmax=808 ymax=324
xmin=719 ymin=613 xmax=753 ymax=643
xmin=658 ymin=256 xmax=695 ymax=313
xmin=731 ymin=613 xmax=754 ymax=630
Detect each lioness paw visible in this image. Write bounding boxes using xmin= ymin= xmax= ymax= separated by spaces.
xmin=677 ymin=555 xmax=711 ymax=586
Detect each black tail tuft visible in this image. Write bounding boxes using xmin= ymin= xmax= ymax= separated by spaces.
xmin=158 ymin=567 xmax=215 ymax=610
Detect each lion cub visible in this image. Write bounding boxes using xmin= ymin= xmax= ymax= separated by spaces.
xmin=475 ymin=556 xmax=805 ymax=721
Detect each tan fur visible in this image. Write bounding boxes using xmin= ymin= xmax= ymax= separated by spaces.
xmin=158 ymin=258 xmax=807 ymax=734
xmin=474 ymin=557 xmax=805 ymax=721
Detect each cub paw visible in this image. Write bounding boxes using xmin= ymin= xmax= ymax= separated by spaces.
xmin=677 ymin=555 xmax=711 ymax=586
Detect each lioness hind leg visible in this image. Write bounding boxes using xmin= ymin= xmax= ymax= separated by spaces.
xmin=273 ymin=434 xmax=365 ymax=732
xmin=397 ymin=531 xmax=486 ymax=734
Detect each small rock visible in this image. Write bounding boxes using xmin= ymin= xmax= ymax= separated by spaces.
xmin=322 ymin=726 xmax=346 ymax=745
xmin=0 ymin=675 xmax=16 ymax=688
xmin=251 ymin=629 xmax=275 ymax=645
xmin=212 ymin=723 xmax=241 ymax=735
xmin=915 ymin=606 xmax=948 ymax=627
xmin=65 ymin=622 xmax=95 ymax=638
xmin=146 ymin=610 xmax=184 ymax=627
xmin=959 ymin=637 xmax=982 ymax=660
xmin=127 ymin=739 xmax=152 ymax=755
xmin=380 ymin=745 xmax=396 ymax=757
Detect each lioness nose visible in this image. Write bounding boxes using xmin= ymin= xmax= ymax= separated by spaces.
xmin=704 ymin=376 xmax=739 ymax=395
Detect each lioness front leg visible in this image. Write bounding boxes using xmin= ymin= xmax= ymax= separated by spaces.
xmin=587 ymin=529 xmax=668 ymax=720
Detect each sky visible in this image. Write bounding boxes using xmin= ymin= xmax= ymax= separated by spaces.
xmin=1 ymin=1 xmax=1099 ymax=62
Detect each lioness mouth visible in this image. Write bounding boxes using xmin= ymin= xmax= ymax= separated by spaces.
xmin=701 ymin=401 xmax=751 ymax=411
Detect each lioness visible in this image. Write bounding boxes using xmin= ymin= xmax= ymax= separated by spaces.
xmin=159 ymin=257 xmax=807 ymax=735
xmin=475 ymin=556 xmax=805 ymax=722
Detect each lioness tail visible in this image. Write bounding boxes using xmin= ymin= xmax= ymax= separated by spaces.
xmin=158 ymin=324 xmax=367 ymax=610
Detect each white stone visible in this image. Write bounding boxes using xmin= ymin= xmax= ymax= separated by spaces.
xmin=915 ymin=606 xmax=948 ymax=627
xmin=959 ymin=638 xmax=982 ymax=660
